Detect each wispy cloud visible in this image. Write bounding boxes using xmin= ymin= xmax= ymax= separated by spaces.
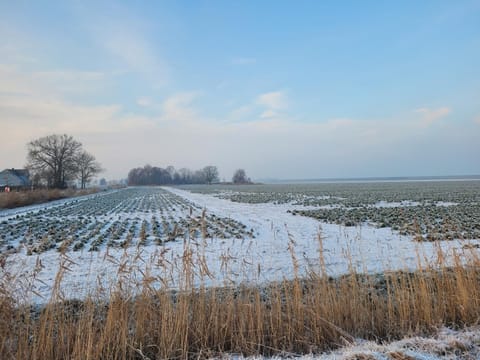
xmin=414 ymin=107 xmax=451 ymax=126
xmin=257 ymin=91 xmax=287 ymax=109
xmin=33 ymin=70 xmax=104 ymax=82
xmin=103 ymin=29 xmax=165 ymax=76
xmin=161 ymin=92 xmax=201 ymax=123
xmin=77 ymin=4 xmax=169 ymax=86
xmin=32 ymin=70 xmax=107 ymax=95
xmin=0 ymin=21 xmax=38 ymax=65
xmin=0 ymin=64 xmax=155 ymax=171
xmin=1 ymin=65 xmax=478 ymax=179
xmin=256 ymin=91 xmax=288 ymax=119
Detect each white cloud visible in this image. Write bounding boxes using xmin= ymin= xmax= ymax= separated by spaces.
xmin=259 ymin=109 xmax=277 ymax=119
xmin=0 ymin=64 xmax=35 ymax=95
xmin=0 ymin=59 xmax=477 ymax=180
xmin=33 ymin=70 xmax=107 ymax=96
xmin=0 ymin=64 xmax=156 ymax=176
xmin=0 ymin=21 xmax=38 ymax=65
xmin=256 ymin=91 xmax=288 ymax=119
xmin=256 ymin=91 xmax=287 ymax=110
xmin=77 ymin=4 xmax=169 ymax=86
xmin=104 ymin=29 xmax=164 ymax=75
xmin=0 ymin=65 xmax=108 ymax=99
xmin=414 ymin=107 xmax=451 ymax=125
xmin=33 ymin=70 xmax=104 ymax=82
xmin=161 ymin=92 xmax=201 ymax=123
xmin=0 ymin=66 xmax=125 ymax=133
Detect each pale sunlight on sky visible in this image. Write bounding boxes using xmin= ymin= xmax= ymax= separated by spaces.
xmin=1 ymin=1 xmax=479 ymax=180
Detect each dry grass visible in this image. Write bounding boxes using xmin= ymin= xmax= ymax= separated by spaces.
xmin=0 ymin=238 xmax=480 ymax=359
xmin=0 ymin=188 xmax=100 ymax=209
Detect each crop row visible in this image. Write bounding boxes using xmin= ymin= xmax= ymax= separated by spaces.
xmin=180 ymin=181 xmax=480 ymax=207
xmin=0 ymin=188 xmax=254 ymax=255
xmin=291 ymin=204 xmax=480 ymax=241
xmin=179 ymin=181 xmax=480 ymax=241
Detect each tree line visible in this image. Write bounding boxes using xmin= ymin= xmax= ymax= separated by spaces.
xmin=127 ymin=165 xmax=220 ymax=185
xmin=24 ymin=133 xmax=252 ymax=189
xmin=26 ymin=134 xmax=103 ymax=189
xmin=128 ymin=166 xmax=252 ymax=185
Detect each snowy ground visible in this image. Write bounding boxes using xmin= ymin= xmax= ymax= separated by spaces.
xmin=230 ymin=326 xmax=480 ymax=360
xmin=1 ymin=186 xmax=479 ymax=304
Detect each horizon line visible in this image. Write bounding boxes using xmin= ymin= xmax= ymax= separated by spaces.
xmin=256 ymin=174 xmax=480 ymax=184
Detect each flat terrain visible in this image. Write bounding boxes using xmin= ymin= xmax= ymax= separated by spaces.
xmin=180 ymin=180 xmax=480 ymax=241
xmin=1 ymin=181 xmax=479 ymax=303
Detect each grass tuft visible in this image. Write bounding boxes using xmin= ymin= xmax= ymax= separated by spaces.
xmin=0 ymin=188 xmax=100 ymax=209
xmin=1 ymin=234 xmax=480 ymax=359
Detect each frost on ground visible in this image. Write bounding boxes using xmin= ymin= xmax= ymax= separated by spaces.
xmin=1 ymin=186 xmax=479 ymax=303
xmin=231 ymin=326 xmax=480 ymax=360
xmin=1 ymin=186 xmax=480 ymax=358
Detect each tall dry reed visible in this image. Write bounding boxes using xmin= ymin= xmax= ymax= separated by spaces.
xmin=0 ymin=235 xmax=479 ymax=359
xmin=0 ymin=188 xmax=100 ymax=209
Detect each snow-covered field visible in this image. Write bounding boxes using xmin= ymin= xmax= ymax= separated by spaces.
xmin=233 ymin=326 xmax=480 ymax=360
xmin=1 ymin=186 xmax=479 ymax=304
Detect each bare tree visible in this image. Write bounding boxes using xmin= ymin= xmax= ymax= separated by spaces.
xmin=232 ymin=169 xmax=250 ymax=184
xmin=177 ymin=168 xmax=193 ymax=184
xmin=26 ymin=134 xmax=82 ymax=188
xmin=166 ymin=165 xmax=176 ymax=178
xmin=77 ymin=151 xmax=103 ymax=189
xmin=202 ymin=166 xmax=219 ymax=185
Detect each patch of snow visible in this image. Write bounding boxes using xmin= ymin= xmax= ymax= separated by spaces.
xmin=434 ymin=201 xmax=458 ymax=207
xmin=2 ymin=186 xmax=479 ymax=304
xmin=225 ymin=326 xmax=480 ymax=359
xmin=371 ymin=200 xmax=421 ymax=208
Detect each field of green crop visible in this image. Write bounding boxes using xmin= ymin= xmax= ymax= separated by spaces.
xmin=179 ymin=180 xmax=480 ymax=241
xmin=0 ymin=187 xmax=253 ymax=256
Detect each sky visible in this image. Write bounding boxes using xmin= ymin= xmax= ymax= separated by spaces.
xmin=0 ymin=1 xmax=479 ymax=181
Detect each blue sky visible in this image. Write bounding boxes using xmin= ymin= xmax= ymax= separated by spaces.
xmin=1 ymin=1 xmax=479 ymax=180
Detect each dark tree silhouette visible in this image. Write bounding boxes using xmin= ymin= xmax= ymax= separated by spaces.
xmin=232 ymin=169 xmax=250 ymax=184
xmin=127 ymin=165 xmax=221 ymax=186
xmin=27 ymin=134 xmax=82 ymax=188
xmin=77 ymin=151 xmax=103 ymax=189
xmin=202 ymin=166 xmax=219 ymax=185
xmin=26 ymin=134 xmax=103 ymax=189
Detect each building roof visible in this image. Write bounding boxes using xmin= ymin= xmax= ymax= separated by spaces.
xmin=0 ymin=169 xmax=31 ymax=187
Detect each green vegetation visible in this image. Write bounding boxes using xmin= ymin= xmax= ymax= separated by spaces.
xmin=180 ymin=181 xmax=480 ymax=241
xmin=0 ymin=188 xmax=253 ymax=255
